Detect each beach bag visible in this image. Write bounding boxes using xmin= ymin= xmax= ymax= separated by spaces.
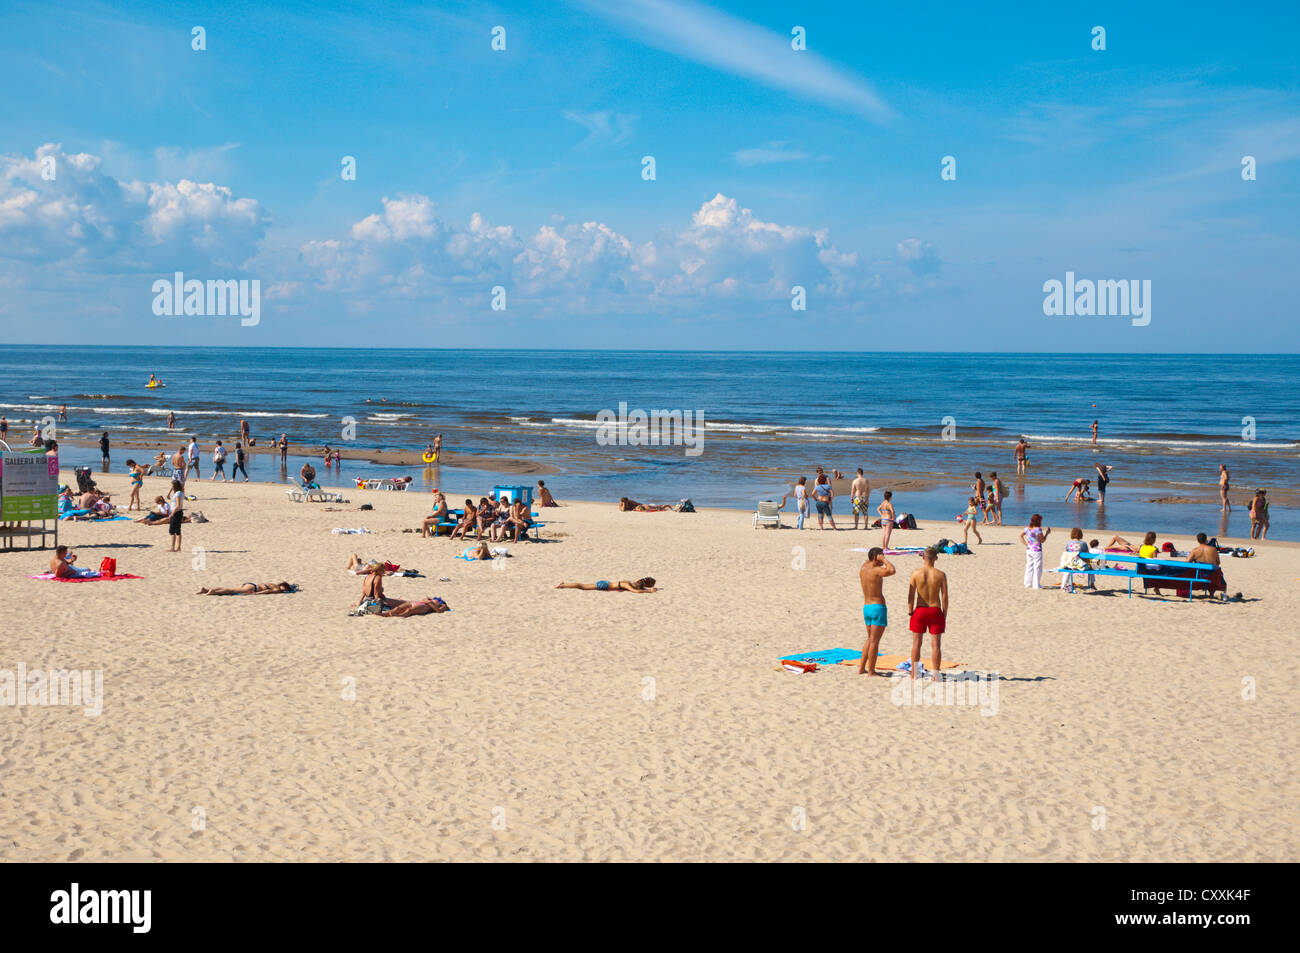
xmin=191 ymin=511 xmax=208 ymax=523
xmin=780 ymin=659 xmax=818 ymax=673
xmin=98 ymin=557 xmax=117 ymax=577
xmin=674 ymin=499 xmax=695 ymax=513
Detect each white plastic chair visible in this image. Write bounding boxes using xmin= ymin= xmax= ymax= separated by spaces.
xmin=753 ymin=500 xmax=783 ymax=529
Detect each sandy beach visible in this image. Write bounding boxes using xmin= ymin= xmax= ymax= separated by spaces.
xmin=1 ymin=469 xmax=1295 ymax=862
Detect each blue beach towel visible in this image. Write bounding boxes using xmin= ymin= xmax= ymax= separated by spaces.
xmin=780 ymin=648 xmax=862 ymax=666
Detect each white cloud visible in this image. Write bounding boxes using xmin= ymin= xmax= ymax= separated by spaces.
xmin=562 ymin=110 xmax=638 ymax=147
xmin=579 ymin=0 xmax=891 ymax=120
xmin=732 ymin=141 xmax=813 ymax=166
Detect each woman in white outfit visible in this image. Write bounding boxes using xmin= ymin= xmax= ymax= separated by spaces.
xmin=1019 ymin=513 xmax=1051 ymax=588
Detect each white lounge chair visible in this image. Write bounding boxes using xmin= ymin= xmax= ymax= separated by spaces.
xmin=286 ymin=487 xmax=307 ymax=503
xmin=753 ymin=500 xmax=783 ymax=529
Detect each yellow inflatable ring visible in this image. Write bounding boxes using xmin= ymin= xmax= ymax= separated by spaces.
xmin=422 ymin=451 xmax=437 ymax=464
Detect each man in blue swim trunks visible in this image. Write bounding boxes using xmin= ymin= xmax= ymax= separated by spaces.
xmin=856 ymin=547 xmax=896 ymax=676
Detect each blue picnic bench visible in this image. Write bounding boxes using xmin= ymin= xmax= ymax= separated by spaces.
xmin=1053 ymin=552 xmax=1223 ymax=600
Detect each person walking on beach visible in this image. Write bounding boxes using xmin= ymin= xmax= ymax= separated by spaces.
xmin=1020 ymin=514 xmax=1050 ymax=588
xmin=186 ymin=436 xmax=201 ymax=479
xmin=856 ymin=548 xmax=896 ymax=676
xmin=961 ymin=497 xmax=983 ymax=545
xmin=126 ymin=460 xmax=144 ymax=511
xmin=1094 ymin=463 xmax=1113 ymax=504
xmin=1219 ymin=464 xmax=1231 ymax=513
xmin=232 ymin=442 xmax=249 ymax=481
xmin=1250 ymin=490 xmax=1269 ymax=540
xmin=878 ymin=490 xmax=896 ymax=549
xmin=850 ymin=468 xmax=871 ymax=530
xmin=211 ymin=441 xmax=228 ymax=481
xmin=989 ymin=472 xmax=1005 ymax=525
xmin=907 ymin=548 xmax=948 ymax=682
xmin=278 ymin=434 xmax=289 ymax=469
xmin=1090 ymin=419 xmax=1098 ymax=446
xmin=811 ymin=468 xmax=836 ymax=530
xmin=1014 ymin=437 xmax=1029 ymax=475
xmin=167 ymin=478 xmax=185 ymax=553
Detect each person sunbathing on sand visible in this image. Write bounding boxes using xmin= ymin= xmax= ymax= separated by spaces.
xmin=556 ymin=577 xmax=657 ymax=592
xmin=198 ymin=582 xmax=297 ymax=595
xmin=380 ymin=596 xmax=449 ymax=617
xmin=537 ymin=480 xmax=558 ymax=506
xmin=462 ymin=540 xmax=510 ymax=560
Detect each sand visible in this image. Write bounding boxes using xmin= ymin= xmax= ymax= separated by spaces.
xmin=1 ymin=470 xmax=1296 ymax=862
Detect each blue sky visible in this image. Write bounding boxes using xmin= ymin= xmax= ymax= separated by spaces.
xmin=1 ymin=0 xmax=1298 ymax=349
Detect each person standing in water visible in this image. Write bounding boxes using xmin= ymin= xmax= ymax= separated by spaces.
xmin=1090 ymin=419 xmax=1098 ymax=446
xmin=1014 ymin=437 xmax=1029 ymax=475
xmin=1219 ymin=464 xmax=1230 ymax=513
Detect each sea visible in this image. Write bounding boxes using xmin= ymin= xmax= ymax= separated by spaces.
xmin=2 ymin=347 xmax=1295 ymax=540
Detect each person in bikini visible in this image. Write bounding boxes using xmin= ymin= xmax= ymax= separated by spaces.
xmin=555 ymin=578 xmax=658 ymax=592
xmin=198 ymin=582 xmax=297 ymax=595
xmin=1218 ymin=464 xmax=1230 ymax=513
xmin=420 ymin=490 xmax=449 ymax=537
xmin=856 ymin=547 xmax=896 ymax=676
xmin=537 ymin=480 xmax=559 ymax=507
xmin=907 ymin=548 xmax=948 ymax=682
xmin=877 ymin=490 xmax=896 ymax=549
xmin=359 ymin=564 xmax=402 ymax=610
xmin=381 ymin=596 xmax=450 ymax=616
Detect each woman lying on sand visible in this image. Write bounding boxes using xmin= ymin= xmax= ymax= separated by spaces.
xmin=198 ymin=582 xmax=297 ymax=595
xmin=618 ymin=497 xmax=671 ymax=512
xmin=380 ymin=596 xmax=449 ymax=617
xmin=136 ymin=496 xmax=192 ymax=525
xmin=555 ymin=577 xmax=657 ymax=592
xmin=462 ymin=540 xmax=510 ymax=560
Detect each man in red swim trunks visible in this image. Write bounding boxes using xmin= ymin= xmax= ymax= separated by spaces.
xmin=907 ymin=548 xmax=949 ymax=682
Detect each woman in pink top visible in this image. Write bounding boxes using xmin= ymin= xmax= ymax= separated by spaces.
xmin=1019 ymin=514 xmax=1052 ymax=589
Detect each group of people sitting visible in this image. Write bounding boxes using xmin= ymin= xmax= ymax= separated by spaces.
xmin=57 ymin=485 xmax=118 ymax=521
xmin=419 ymin=490 xmax=536 ymax=542
xmin=1057 ymin=529 xmax=1234 ymax=599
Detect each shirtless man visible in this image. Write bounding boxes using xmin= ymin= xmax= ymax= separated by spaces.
xmin=50 ymin=545 xmax=89 ymax=578
xmin=907 ymin=548 xmax=949 ymax=681
xmin=434 ymin=433 xmax=443 ymax=459
xmin=1014 ymin=437 xmax=1029 ymax=475
xmin=1188 ymin=532 xmax=1221 ymax=568
xmin=849 ymin=468 xmax=871 ymax=530
xmin=1218 ymin=464 xmax=1230 ymax=513
xmin=856 ymin=548 xmax=896 ymax=676
xmin=1187 ymin=533 xmax=1225 ymax=601
xmin=171 ymin=446 xmax=187 ymax=481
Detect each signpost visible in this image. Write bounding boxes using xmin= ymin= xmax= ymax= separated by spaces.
xmin=0 ymin=447 xmax=59 ymax=550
